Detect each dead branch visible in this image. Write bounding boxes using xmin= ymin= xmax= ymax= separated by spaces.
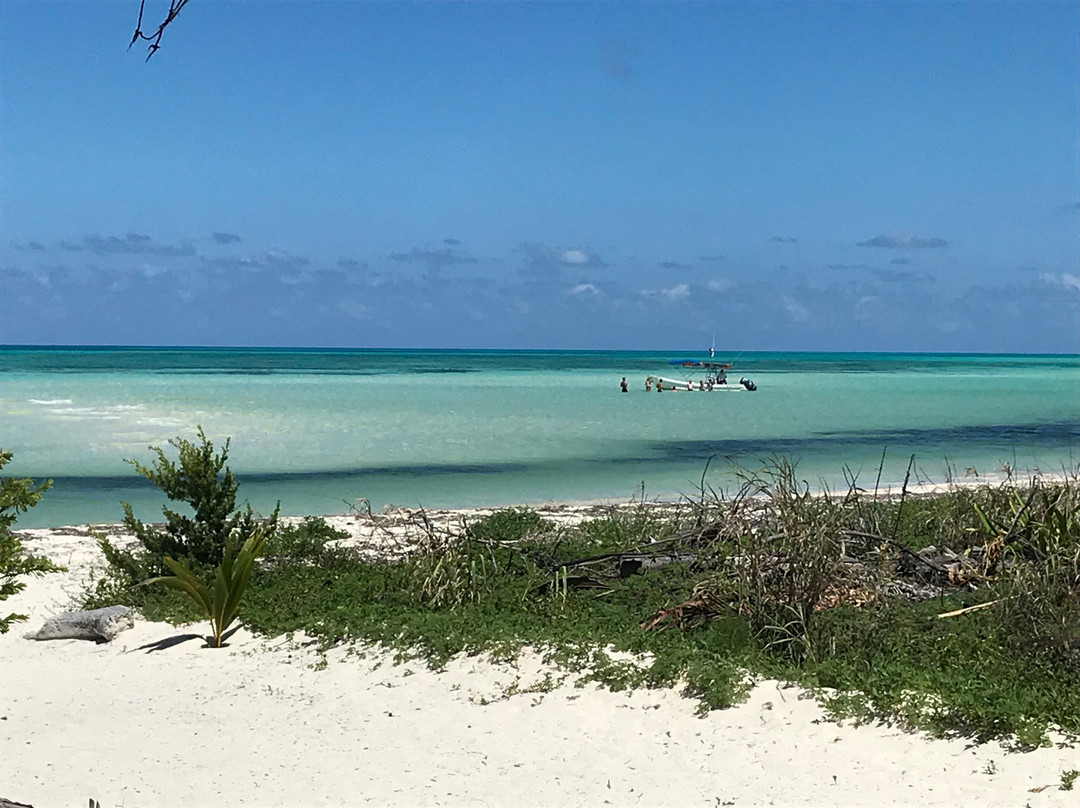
xmin=130 ymin=0 xmax=191 ymax=60
xmin=937 ymin=600 xmax=1001 ymax=619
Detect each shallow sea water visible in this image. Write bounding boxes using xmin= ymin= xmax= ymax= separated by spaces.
xmin=2 ymin=347 xmax=1078 ymax=527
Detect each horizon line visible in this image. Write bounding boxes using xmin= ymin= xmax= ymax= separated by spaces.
xmin=1 ymin=343 xmax=1078 ymax=358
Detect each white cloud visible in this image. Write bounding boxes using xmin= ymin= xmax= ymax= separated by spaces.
xmin=518 ymin=242 xmax=606 ymax=273
xmin=706 ymin=278 xmax=734 ymax=293
xmin=781 ymin=294 xmax=810 ymax=322
xmin=1039 ymin=272 xmax=1080 ymax=293
xmin=662 ymin=283 xmax=690 ymax=302
xmin=639 ymin=283 xmax=691 ymax=302
xmin=139 ymin=262 xmax=168 ymax=278
xmin=568 ymin=283 xmax=600 ymax=296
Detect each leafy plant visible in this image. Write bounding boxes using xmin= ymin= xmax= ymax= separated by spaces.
xmin=1 ymin=450 xmax=62 ymax=633
xmin=123 ymin=427 xmax=276 ymax=568
xmin=466 ymin=507 xmax=551 ymax=543
xmin=263 ymin=517 xmax=351 ymax=568
xmin=1061 ymin=769 xmax=1079 ymax=791
xmin=142 ymin=528 xmax=269 ymax=647
xmin=92 ymin=428 xmax=278 ymax=610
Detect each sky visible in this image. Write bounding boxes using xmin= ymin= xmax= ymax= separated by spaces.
xmin=1 ymin=1 xmax=1078 ymax=352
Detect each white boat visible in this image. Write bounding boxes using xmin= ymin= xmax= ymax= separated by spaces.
xmin=645 ymin=358 xmax=757 ymax=392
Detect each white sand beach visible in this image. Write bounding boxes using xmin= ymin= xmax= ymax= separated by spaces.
xmin=3 ymin=511 xmax=1079 ymax=808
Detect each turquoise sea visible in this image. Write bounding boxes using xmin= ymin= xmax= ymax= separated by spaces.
xmin=2 ymin=347 xmax=1078 ymax=528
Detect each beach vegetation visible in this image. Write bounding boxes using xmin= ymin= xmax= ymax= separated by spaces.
xmin=89 ymin=428 xmax=278 ymax=615
xmin=239 ymin=466 xmax=1079 ymax=746
xmin=465 ymin=506 xmax=553 ymax=543
xmin=0 ymin=450 xmax=62 ymax=633
xmin=83 ymin=447 xmax=1080 ymax=747
xmin=120 ymin=426 xmax=278 ymax=569
xmin=263 ymin=517 xmax=354 ymax=569
xmin=409 ymin=508 xmax=553 ymax=607
xmin=141 ymin=527 xmax=269 ymax=647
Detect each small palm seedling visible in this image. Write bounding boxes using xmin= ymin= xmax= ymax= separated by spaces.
xmin=142 ymin=528 xmax=268 ymax=647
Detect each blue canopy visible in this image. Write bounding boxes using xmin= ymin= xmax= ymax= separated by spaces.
xmin=668 ymin=359 xmax=730 ymax=369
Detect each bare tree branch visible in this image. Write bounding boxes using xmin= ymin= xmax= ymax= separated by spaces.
xmin=130 ymin=0 xmax=192 ymax=60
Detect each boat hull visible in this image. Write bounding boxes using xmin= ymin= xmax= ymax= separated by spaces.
xmin=645 ymin=375 xmax=754 ymax=392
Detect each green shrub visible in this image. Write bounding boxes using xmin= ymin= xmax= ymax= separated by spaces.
xmin=263 ymin=517 xmax=351 ymax=568
xmin=466 ymin=507 xmax=551 ymax=543
xmin=121 ymin=427 xmax=277 ymax=569
xmin=90 ymin=428 xmax=278 ymax=613
xmin=1 ymin=450 xmax=62 ymax=633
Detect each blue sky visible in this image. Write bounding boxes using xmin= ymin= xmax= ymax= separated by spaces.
xmin=1 ymin=1 xmax=1077 ymax=352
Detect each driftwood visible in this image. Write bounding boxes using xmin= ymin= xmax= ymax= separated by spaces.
xmin=641 ymin=578 xmax=727 ymax=631
xmin=24 ymin=605 xmax=134 ymax=642
xmin=617 ymin=553 xmax=698 ymax=577
xmin=541 ymin=521 xmax=721 ymax=587
xmin=938 ymin=600 xmax=1000 ymax=619
xmin=0 ymin=798 xmax=34 ymax=808
xmin=841 ymin=530 xmax=982 ymax=586
xmin=524 ymin=501 xmax=1036 ymax=629
xmin=536 ymin=550 xmax=698 ymax=594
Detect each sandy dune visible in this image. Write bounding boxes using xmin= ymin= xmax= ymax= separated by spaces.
xmin=3 ymin=516 xmax=1078 ymax=808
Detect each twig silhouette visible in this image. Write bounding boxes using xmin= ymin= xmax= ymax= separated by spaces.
xmin=130 ymin=0 xmax=192 ymax=60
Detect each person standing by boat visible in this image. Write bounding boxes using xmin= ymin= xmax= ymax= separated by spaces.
xmin=620 ymin=377 xmax=628 ymax=393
